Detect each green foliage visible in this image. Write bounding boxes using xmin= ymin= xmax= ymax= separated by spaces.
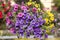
xmin=53 ymin=0 xmax=60 ymax=7
xmin=53 ymin=0 xmax=60 ymax=12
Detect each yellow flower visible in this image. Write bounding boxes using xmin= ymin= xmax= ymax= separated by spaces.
xmin=26 ymin=0 xmax=33 ymax=6
xmin=46 ymin=10 xmax=50 ymax=14
xmin=35 ymin=4 xmax=39 ymax=8
xmin=38 ymin=8 xmax=41 ymax=12
xmin=46 ymin=30 xmax=50 ymax=34
xmin=38 ymin=4 xmax=40 ymax=7
xmin=46 ymin=10 xmax=54 ymax=21
xmin=46 ymin=10 xmax=54 ymax=17
xmin=48 ymin=13 xmax=54 ymax=17
xmin=27 ymin=2 xmax=32 ymax=6
xmin=32 ymin=2 xmax=35 ymax=5
xmin=49 ymin=24 xmax=54 ymax=28
xmin=48 ymin=20 xmax=51 ymax=23
xmin=44 ymin=18 xmax=49 ymax=24
xmin=50 ymin=17 xmax=54 ymax=21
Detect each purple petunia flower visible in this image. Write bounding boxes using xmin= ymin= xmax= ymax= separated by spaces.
xmin=17 ymin=12 xmax=24 ymax=17
xmin=27 ymin=25 xmax=33 ymax=30
xmin=26 ymin=31 xmax=30 ymax=37
xmin=45 ymin=34 xmax=48 ymax=38
xmin=19 ymin=29 xmax=24 ymax=36
xmin=15 ymin=20 xmax=20 ymax=27
xmin=13 ymin=4 xmax=19 ymax=12
xmin=19 ymin=19 xmax=24 ymax=25
xmin=10 ymin=28 xmax=16 ymax=34
xmin=39 ymin=21 xmax=44 ymax=26
xmin=6 ymin=2 xmax=49 ymax=40
xmin=22 ymin=15 xmax=27 ymax=20
xmin=30 ymin=19 xmax=37 ymax=25
xmin=34 ymin=22 xmax=39 ymax=27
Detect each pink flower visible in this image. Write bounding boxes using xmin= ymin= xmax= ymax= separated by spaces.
xmin=6 ymin=17 xmax=10 ymax=23
xmin=10 ymin=28 xmax=15 ymax=34
xmin=13 ymin=4 xmax=19 ymax=12
xmin=7 ymin=12 xmax=12 ymax=17
xmin=32 ymin=7 xmax=37 ymax=12
xmin=17 ymin=12 xmax=24 ymax=17
xmin=6 ymin=17 xmax=11 ymax=26
xmin=21 ymin=5 xmax=27 ymax=10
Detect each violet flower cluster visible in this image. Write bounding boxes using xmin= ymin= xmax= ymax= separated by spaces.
xmin=6 ymin=2 xmax=48 ymax=40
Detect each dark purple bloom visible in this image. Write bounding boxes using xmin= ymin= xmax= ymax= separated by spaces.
xmin=27 ymin=15 xmax=32 ymax=19
xmin=22 ymin=15 xmax=27 ymax=20
xmin=15 ymin=20 xmax=20 ymax=27
xmin=43 ymin=30 xmax=46 ymax=33
xmin=33 ymin=27 xmax=41 ymax=32
xmin=25 ymin=20 xmax=29 ymax=24
xmin=34 ymin=22 xmax=39 ymax=27
xmin=26 ymin=19 xmax=30 ymax=22
xmin=38 ymin=17 xmax=45 ymax=26
xmin=33 ymin=15 xmax=37 ymax=20
xmin=26 ymin=31 xmax=30 ymax=37
xmin=27 ymin=25 xmax=33 ymax=30
xmin=19 ymin=29 xmax=24 ymax=36
xmin=19 ymin=19 xmax=24 ymax=25
xmin=45 ymin=34 xmax=48 ymax=38
xmin=51 ymin=29 xmax=55 ymax=33
xmin=33 ymin=13 xmax=37 ymax=17
xmin=39 ymin=21 xmax=44 ymax=26
xmin=30 ymin=19 xmax=36 ymax=25
xmin=43 ymin=20 xmax=45 ymax=23
xmin=38 ymin=16 xmax=43 ymax=21
xmin=24 ymin=9 xmax=28 ymax=13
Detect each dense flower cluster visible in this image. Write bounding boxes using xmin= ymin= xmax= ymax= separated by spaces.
xmin=5 ymin=0 xmax=55 ymax=40
xmin=0 ymin=0 xmax=11 ymax=29
xmin=42 ymin=10 xmax=55 ymax=34
xmin=15 ymin=11 xmax=46 ymax=38
xmin=26 ymin=0 xmax=41 ymax=13
xmin=0 ymin=0 xmax=11 ymax=20
xmin=0 ymin=0 xmax=11 ymax=13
